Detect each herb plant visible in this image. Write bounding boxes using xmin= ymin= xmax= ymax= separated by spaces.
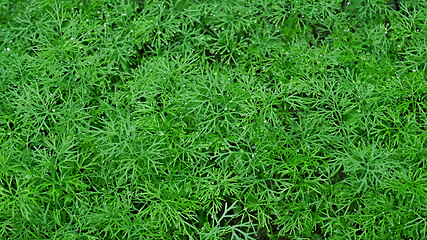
xmin=1 ymin=0 xmax=426 ymax=239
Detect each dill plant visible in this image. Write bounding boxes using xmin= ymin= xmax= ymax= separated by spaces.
xmin=0 ymin=0 xmax=426 ymax=239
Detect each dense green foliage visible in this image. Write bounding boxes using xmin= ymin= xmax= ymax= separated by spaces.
xmin=1 ymin=0 xmax=426 ymax=239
